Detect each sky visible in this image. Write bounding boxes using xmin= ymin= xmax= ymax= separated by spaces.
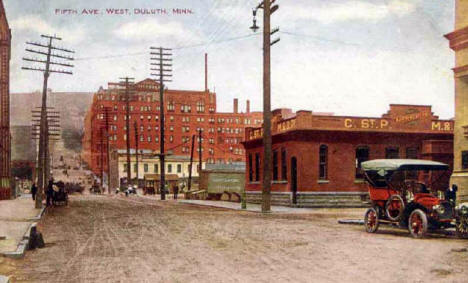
xmin=4 ymin=0 xmax=456 ymax=118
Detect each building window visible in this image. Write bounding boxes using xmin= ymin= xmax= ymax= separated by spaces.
xmin=273 ymin=150 xmax=278 ymax=181
xmin=462 ymin=151 xmax=468 ymax=170
xmin=319 ymin=145 xmax=328 ymax=180
xmin=144 ymin=164 xmax=148 ymax=173
xmin=385 ymin=147 xmax=399 ymax=159
xmin=255 ymin=153 xmax=260 ymax=182
xmin=356 ymin=146 xmax=369 ymax=179
xmin=281 ymin=148 xmax=287 ymax=180
xmin=177 ymin=164 xmax=182 ymax=173
xmin=154 ymin=164 xmax=158 ymax=173
xmin=406 ymin=147 xmax=418 ymax=159
xmin=168 ymin=164 xmax=172 ymax=173
xmin=249 ymin=154 xmax=253 ymax=182
xmin=123 ymin=163 xmax=128 ymax=172
xmin=167 ymin=101 xmax=175 ymax=111
xmin=196 ymin=101 xmax=205 ymax=113
xmin=406 ymin=147 xmax=419 ymax=179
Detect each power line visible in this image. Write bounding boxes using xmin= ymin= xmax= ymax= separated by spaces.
xmin=75 ymin=33 xmax=261 ymax=61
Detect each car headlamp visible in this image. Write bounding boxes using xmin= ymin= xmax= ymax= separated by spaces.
xmin=433 ymin=204 xmax=445 ymax=215
xmin=460 ymin=205 xmax=468 ymax=215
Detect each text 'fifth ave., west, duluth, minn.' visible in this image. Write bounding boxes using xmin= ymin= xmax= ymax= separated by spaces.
xmin=54 ymin=8 xmax=194 ymax=16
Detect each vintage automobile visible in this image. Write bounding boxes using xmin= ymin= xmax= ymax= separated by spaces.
xmin=361 ymin=159 xmax=468 ymax=239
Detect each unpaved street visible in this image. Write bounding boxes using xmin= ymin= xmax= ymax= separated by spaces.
xmin=2 ymin=194 xmax=468 ymax=282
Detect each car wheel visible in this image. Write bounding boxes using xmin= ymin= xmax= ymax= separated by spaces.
xmin=385 ymin=194 xmax=405 ymax=221
xmin=364 ymin=207 xmax=379 ymax=233
xmin=408 ymin=209 xmax=428 ymax=239
xmin=456 ymin=214 xmax=468 ymax=239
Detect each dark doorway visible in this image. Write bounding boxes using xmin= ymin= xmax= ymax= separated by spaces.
xmin=291 ymin=157 xmax=297 ymax=204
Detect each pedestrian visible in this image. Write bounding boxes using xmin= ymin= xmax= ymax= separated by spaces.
xmin=173 ymin=183 xmax=179 ymax=200
xmin=46 ymin=179 xmax=54 ymax=206
xmin=31 ymin=183 xmax=37 ymax=201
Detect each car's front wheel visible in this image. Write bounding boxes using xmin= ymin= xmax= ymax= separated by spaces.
xmin=364 ymin=207 xmax=379 ymax=233
xmin=408 ymin=209 xmax=428 ymax=239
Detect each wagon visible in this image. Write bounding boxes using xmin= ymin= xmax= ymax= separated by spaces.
xmin=361 ymin=159 xmax=468 ymax=239
xmin=52 ymin=183 xmax=68 ymax=206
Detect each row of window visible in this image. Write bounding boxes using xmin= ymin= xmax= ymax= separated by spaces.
xmin=123 ymin=163 xmax=185 ymax=174
xmin=320 ymin=145 xmax=418 ymax=180
xmin=248 ymin=149 xmax=287 ymax=182
xmin=248 ymin=146 xmax=418 ymax=183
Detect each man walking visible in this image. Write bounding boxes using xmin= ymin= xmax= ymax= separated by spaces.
xmin=173 ymin=183 xmax=179 ymax=200
xmin=46 ymin=179 xmax=54 ymax=206
xmin=31 ymin=183 xmax=37 ymax=201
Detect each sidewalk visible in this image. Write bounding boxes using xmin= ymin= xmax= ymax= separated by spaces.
xmin=0 ymin=194 xmax=44 ymax=257
xmin=179 ymin=199 xmax=316 ymax=213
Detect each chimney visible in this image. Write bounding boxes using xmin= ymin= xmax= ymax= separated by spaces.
xmin=246 ymin=100 xmax=250 ymax=113
xmin=204 ymin=53 xmax=208 ymax=92
xmin=234 ymin=98 xmax=238 ymax=114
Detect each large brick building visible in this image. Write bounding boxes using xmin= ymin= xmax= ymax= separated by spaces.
xmin=0 ymin=0 xmax=10 ymax=200
xmin=242 ymin=105 xmax=453 ymax=207
xmin=82 ymin=78 xmax=263 ymax=177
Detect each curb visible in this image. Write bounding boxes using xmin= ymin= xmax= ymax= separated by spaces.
xmin=2 ymin=222 xmax=37 ymax=259
xmin=2 ymin=206 xmax=46 ymax=259
xmin=28 ymin=206 xmax=46 ymax=221
xmin=338 ymin=219 xmax=364 ymax=225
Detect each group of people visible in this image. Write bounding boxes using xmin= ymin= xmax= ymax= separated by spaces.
xmin=30 ymin=178 xmax=67 ymax=206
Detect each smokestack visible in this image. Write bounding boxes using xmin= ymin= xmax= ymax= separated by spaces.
xmin=234 ymin=98 xmax=238 ymax=114
xmin=205 ymin=53 xmax=208 ymax=92
xmin=246 ymin=100 xmax=250 ymax=113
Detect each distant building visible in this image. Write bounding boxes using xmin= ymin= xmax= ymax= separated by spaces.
xmin=10 ymin=126 xmax=36 ymax=180
xmin=108 ymin=149 xmax=204 ymax=190
xmin=82 ymin=78 xmax=263 ymax=177
xmin=445 ymin=0 xmax=468 ymax=203
xmin=0 ymin=0 xmax=11 ymax=200
xmin=242 ymin=105 xmax=453 ymax=207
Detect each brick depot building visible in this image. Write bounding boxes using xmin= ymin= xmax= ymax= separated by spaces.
xmin=82 ymin=78 xmax=263 ymax=176
xmin=242 ymin=104 xmax=454 ymax=207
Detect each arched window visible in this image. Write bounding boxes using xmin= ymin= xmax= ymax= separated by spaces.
xmin=319 ymin=145 xmax=328 ymax=180
xmin=385 ymin=147 xmax=399 ymax=159
xmin=356 ymin=146 xmax=369 ymax=179
xmin=406 ymin=147 xmax=418 ymax=159
xmin=273 ymin=150 xmax=279 ymax=180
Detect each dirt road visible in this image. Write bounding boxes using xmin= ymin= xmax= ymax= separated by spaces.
xmin=2 ymin=194 xmax=468 ymax=282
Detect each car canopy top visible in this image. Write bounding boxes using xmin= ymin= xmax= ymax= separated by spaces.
xmin=361 ymin=159 xmax=449 ymax=177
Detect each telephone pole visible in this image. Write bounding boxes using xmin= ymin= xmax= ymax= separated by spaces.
xmin=22 ymin=34 xmax=74 ymax=208
xmin=150 ymin=46 xmax=172 ymax=200
xmin=250 ymin=0 xmax=280 ymax=213
xmin=198 ymin=129 xmax=202 ymax=174
xmin=134 ymin=121 xmax=139 ymax=188
xmin=103 ymin=107 xmax=113 ymax=194
xmin=120 ymin=77 xmax=135 ymax=189
xmin=188 ymin=134 xmax=195 ymax=191
xmin=100 ymin=126 xmax=104 ymax=192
